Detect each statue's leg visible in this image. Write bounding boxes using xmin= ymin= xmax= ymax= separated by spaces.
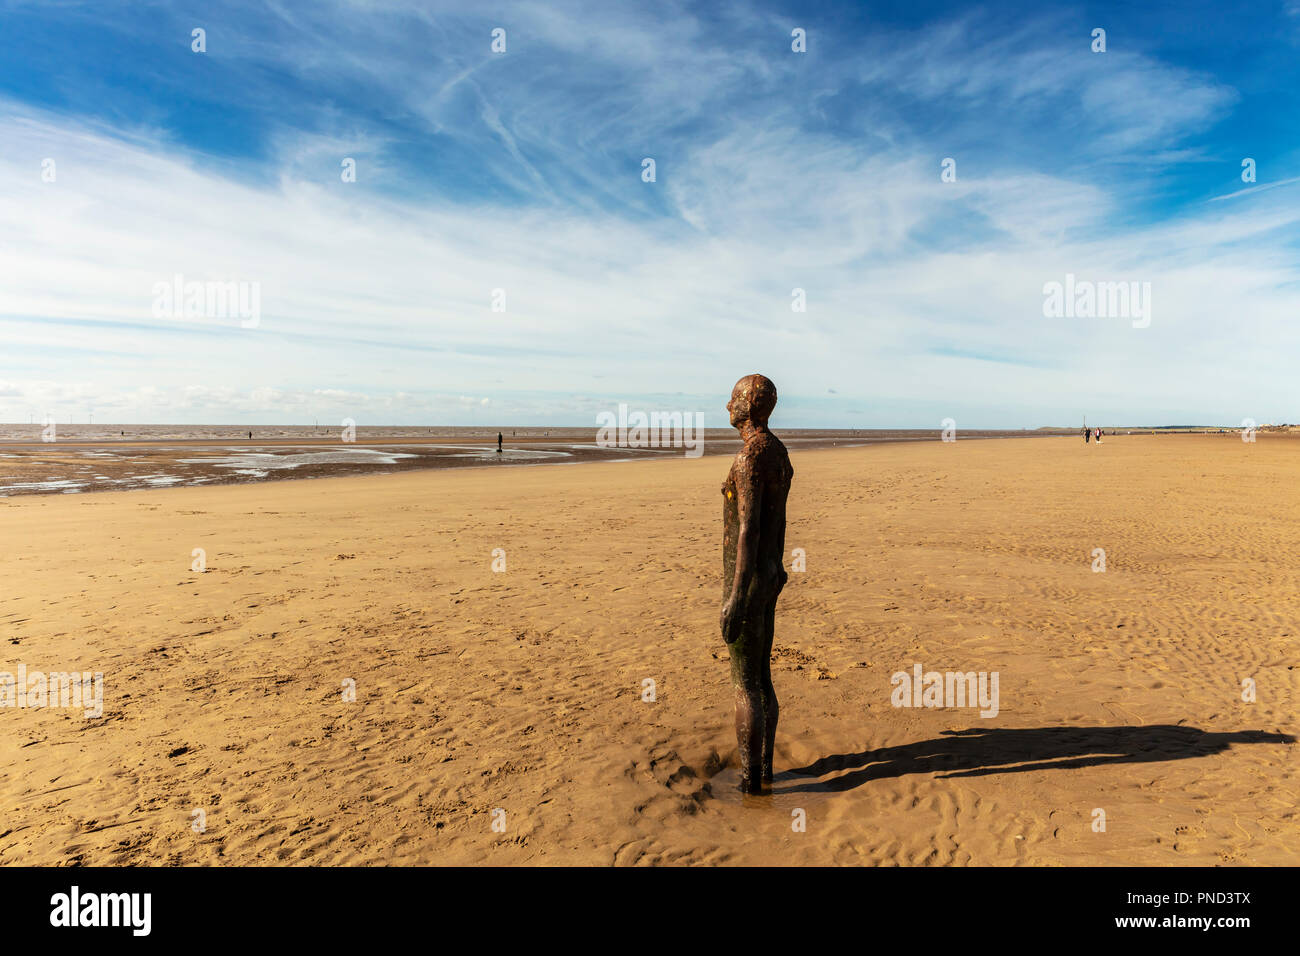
xmin=732 ymin=681 xmax=764 ymax=793
xmin=760 ymin=601 xmax=778 ymax=783
xmin=729 ymin=626 xmax=766 ymax=794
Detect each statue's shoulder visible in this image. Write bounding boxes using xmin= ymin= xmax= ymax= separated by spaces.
xmin=750 ymin=431 xmax=792 ymax=478
xmin=759 ymin=429 xmax=789 ymax=454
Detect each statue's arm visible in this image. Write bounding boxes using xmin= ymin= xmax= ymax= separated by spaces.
xmin=732 ymin=471 xmax=762 ymax=592
xmin=721 ymin=463 xmax=763 ymax=642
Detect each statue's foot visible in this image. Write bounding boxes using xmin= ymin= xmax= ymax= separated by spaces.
xmin=739 ymin=773 xmax=766 ymax=795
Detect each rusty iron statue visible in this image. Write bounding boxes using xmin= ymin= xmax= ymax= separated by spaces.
xmin=720 ymin=373 xmax=793 ymax=793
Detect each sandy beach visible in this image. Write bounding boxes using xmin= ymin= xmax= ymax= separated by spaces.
xmin=1 ymin=434 xmax=1296 ymax=866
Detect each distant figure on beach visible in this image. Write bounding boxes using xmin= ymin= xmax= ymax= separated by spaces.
xmin=248 ymin=431 xmax=252 ymax=440
xmin=497 ymin=432 xmax=503 ymax=454
xmin=1083 ymin=425 xmax=1090 ymax=443
xmin=1095 ymin=427 xmax=1102 ymax=444
xmin=720 ymin=373 xmax=793 ymax=794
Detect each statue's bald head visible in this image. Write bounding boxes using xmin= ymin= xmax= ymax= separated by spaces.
xmin=728 ymin=373 xmax=778 ymax=428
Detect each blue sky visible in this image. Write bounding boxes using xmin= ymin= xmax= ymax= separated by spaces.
xmin=1 ymin=0 xmax=1298 ymax=428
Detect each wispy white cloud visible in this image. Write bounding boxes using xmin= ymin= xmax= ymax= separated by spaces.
xmin=1208 ymin=176 xmax=1300 ymax=202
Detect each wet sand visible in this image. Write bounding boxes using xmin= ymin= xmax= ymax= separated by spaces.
xmin=0 ymin=434 xmax=1296 ymax=865
xmin=0 ymin=426 xmax=1074 ymax=497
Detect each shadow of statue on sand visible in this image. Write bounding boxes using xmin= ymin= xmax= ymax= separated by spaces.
xmin=777 ymin=725 xmax=1295 ymax=794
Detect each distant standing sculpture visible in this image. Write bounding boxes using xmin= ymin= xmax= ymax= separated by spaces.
xmin=720 ymin=374 xmax=793 ymax=793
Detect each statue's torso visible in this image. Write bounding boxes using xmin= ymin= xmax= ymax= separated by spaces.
xmin=722 ymin=431 xmax=793 ymax=603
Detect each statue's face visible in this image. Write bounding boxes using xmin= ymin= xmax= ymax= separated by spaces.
xmin=727 ymin=382 xmax=749 ymax=428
